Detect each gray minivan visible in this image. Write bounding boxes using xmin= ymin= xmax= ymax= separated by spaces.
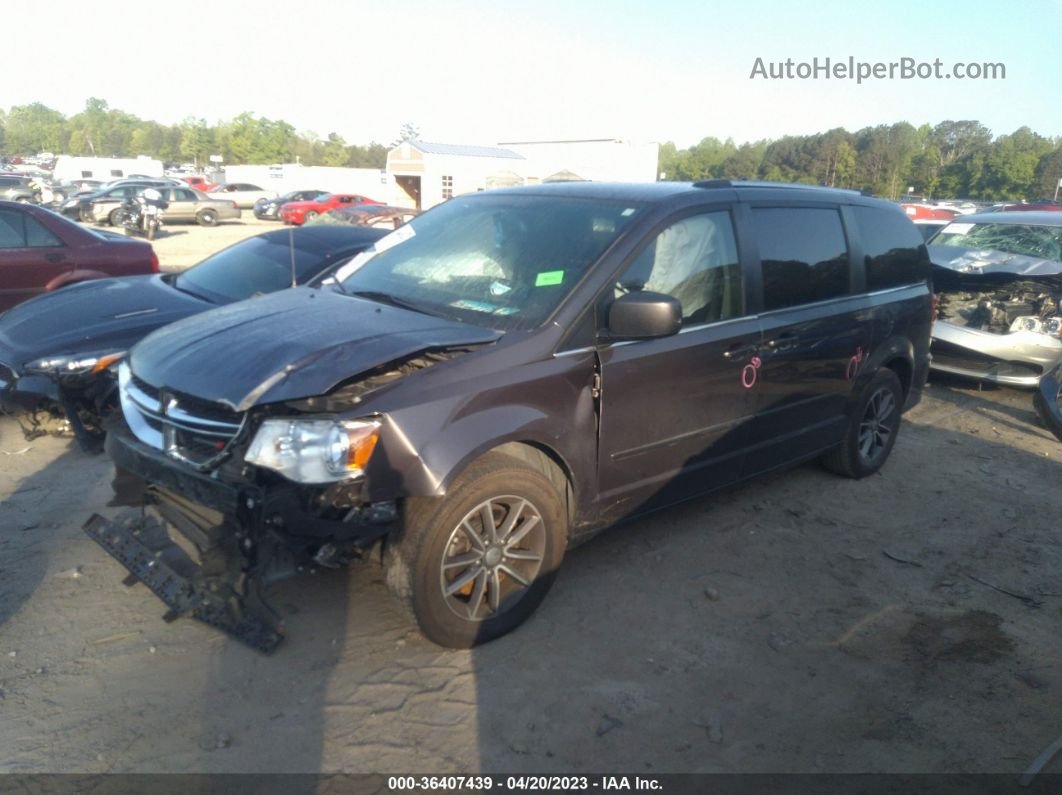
xmin=84 ymin=181 xmax=933 ymax=651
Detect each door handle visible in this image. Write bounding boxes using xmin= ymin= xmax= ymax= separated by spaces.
xmin=764 ymin=333 xmax=798 ymax=352
xmin=723 ymin=343 xmax=758 ymax=361
xmin=45 ymin=253 xmax=65 ymax=263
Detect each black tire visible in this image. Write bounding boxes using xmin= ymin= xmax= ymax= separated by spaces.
xmin=196 ymin=209 xmax=218 ymax=227
xmin=108 ymin=208 xmax=125 ymax=226
xmin=384 ymin=451 xmax=567 ymax=648
xmin=822 ymin=368 xmax=904 ymax=479
xmin=303 ymin=210 xmax=318 ymax=223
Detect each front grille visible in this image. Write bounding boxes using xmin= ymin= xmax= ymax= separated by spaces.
xmin=120 ymin=362 xmax=244 ymax=470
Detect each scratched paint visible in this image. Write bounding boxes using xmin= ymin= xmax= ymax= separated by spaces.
xmin=742 ymin=356 xmax=763 ymax=389
xmin=846 ymin=347 xmax=865 ymax=381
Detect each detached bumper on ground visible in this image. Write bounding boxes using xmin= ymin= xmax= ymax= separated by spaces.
xmin=82 ymin=511 xmax=285 ymax=651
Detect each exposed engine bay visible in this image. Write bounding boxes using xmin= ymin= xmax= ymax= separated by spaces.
xmin=936 ymin=278 xmax=1062 ymax=337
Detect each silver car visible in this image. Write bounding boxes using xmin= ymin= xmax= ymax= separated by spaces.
xmin=928 ymin=211 xmax=1062 ymax=439
xmin=89 ymin=186 xmax=242 ymax=227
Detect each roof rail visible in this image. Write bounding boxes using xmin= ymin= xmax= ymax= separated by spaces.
xmin=693 ymin=179 xmax=868 ymax=196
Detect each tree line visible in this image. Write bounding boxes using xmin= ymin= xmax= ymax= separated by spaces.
xmin=2 ymin=99 xmax=1059 ymax=201
xmin=0 ymin=98 xmax=390 ymax=170
xmin=660 ymin=121 xmax=1062 ymax=201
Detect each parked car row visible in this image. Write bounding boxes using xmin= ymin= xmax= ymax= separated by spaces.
xmin=0 ymin=224 xmax=385 ymax=449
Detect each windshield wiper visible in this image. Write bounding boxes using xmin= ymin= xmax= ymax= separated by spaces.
xmin=344 ymin=289 xmax=438 ymax=316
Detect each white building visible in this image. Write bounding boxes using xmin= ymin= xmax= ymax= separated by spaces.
xmin=500 ymin=139 xmax=660 ymax=184
xmin=220 ymin=164 xmax=395 ymax=201
xmin=386 ymin=139 xmax=660 ymax=209
xmin=387 ymin=142 xmax=528 ymax=209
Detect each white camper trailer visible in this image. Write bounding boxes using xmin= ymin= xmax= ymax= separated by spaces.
xmin=52 ymin=156 xmax=164 ymax=184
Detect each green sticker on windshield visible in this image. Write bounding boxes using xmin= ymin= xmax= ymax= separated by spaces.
xmin=535 ymin=270 xmax=564 ymax=287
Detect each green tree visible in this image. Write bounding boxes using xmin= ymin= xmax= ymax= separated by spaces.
xmin=4 ymin=102 xmax=65 ymax=154
xmin=1034 ymin=147 xmax=1062 ymax=199
xmin=179 ymin=118 xmax=214 ymax=167
xmin=319 ymin=132 xmax=350 ymax=166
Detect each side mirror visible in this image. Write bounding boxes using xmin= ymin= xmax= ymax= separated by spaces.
xmin=607 ymin=291 xmax=682 ymax=340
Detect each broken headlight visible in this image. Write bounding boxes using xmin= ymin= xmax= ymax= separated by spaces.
xmin=1009 ymin=316 xmax=1062 ymax=337
xmin=24 ymin=351 xmax=126 ymax=377
xmin=244 ymin=418 xmax=380 ymax=484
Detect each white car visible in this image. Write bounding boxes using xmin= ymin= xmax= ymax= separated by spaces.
xmin=208 ymin=183 xmax=277 ymax=209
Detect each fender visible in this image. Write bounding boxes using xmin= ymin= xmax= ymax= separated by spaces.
xmin=45 ymin=269 xmax=111 ymax=292
xmin=367 ymin=388 xmax=597 ymax=516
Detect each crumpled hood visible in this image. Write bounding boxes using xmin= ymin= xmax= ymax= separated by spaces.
xmin=0 ymin=275 xmax=206 ymax=368
xmin=129 ymin=286 xmax=500 ymax=411
xmin=929 ymin=244 xmax=1062 ymax=279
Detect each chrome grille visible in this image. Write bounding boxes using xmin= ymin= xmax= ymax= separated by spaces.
xmin=119 ymin=362 xmax=244 ymax=469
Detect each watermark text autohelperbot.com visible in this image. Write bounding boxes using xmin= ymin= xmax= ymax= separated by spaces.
xmin=750 ymin=56 xmax=1005 ymax=83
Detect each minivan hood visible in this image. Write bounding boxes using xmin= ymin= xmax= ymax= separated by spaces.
xmin=129 ymin=287 xmax=501 ymax=411
xmin=0 ymin=275 xmax=206 ymax=367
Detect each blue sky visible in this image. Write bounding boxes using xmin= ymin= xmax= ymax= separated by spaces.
xmin=6 ymin=0 xmax=1059 ymax=147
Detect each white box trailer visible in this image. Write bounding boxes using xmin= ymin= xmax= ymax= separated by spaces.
xmin=52 ymin=156 xmax=164 ymax=184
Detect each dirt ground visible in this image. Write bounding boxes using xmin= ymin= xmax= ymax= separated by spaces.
xmin=2 ymin=220 xmax=1062 ymax=776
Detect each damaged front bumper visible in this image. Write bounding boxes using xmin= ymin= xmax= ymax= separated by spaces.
xmin=81 ymin=424 xmax=397 ymax=651
xmin=83 ymin=511 xmax=285 ymax=652
xmin=931 ymin=319 xmax=1062 ymax=387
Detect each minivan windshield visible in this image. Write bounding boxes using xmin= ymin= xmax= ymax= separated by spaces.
xmin=336 ymin=194 xmax=641 ymax=331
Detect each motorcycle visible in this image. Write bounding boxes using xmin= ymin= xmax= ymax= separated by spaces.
xmin=115 ymin=196 xmax=166 ymax=241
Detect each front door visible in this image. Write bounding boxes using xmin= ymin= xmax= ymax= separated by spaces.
xmin=596 ymin=209 xmax=760 ymax=519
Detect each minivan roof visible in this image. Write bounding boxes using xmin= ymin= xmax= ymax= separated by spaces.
xmin=481 ymin=180 xmax=882 ymax=206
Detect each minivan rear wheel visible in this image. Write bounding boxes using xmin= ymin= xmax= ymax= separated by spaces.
xmin=384 ymin=452 xmax=567 ymax=648
xmin=822 ymin=368 xmax=903 ymax=479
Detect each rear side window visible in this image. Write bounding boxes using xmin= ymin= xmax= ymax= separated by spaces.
xmin=853 ymin=205 xmax=930 ymax=290
xmin=24 ymin=214 xmax=61 ymax=247
xmin=753 ymin=207 xmax=849 ymax=310
xmin=0 ymin=209 xmax=61 ymax=248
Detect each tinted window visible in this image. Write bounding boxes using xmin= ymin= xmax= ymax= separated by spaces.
xmin=174 ymin=234 xmax=340 ymax=303
xmin=754 ymin=207 xmax=849 ymax=310
xmin=616 ymin=211 xmax=743 ymax=323
xmin=0 ymin=209 xmax=26 ymax=247
xmin=24 ymin=214 xmax=61 ymax=247
xmin=853 ymin=205 xmax=930 ymax=290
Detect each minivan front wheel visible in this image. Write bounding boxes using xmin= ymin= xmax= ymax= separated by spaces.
xmin=385 ymin=452 xmax=567 ymax=648
xmin=822 ymin=368 xmax=903 ymax=479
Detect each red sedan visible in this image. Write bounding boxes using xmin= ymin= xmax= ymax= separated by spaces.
xmin=0 ymin=201 xmax=158 ymax=311
xmin=279 ymin=193 xmax=381 ymax=225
